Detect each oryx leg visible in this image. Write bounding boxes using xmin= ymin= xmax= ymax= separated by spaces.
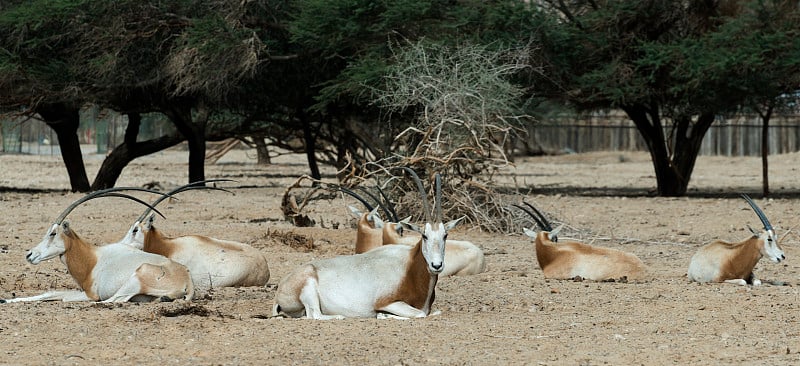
xmin=103 ymin=263 xmax=192 ymax=303
xmin=724 ymin=279 xmax=748 ymax=286
xmin=376 ymin=301 xmax=428 ymax=319
xmin=1 ymin=290 xmax=91 ymax=303
xmin=298 ymin=277 xmax=344 ymax=320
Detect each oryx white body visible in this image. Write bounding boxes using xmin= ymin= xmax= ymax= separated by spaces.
xmin=275 ymin=214 xmax=463 ymax=319
xmin=525 ymin=229 xmax=646 ymax=281
xmin=120 ymin=216 xmax=270 ymax=291
xmin=349 ymin=206 xmax=485 ymax=276
xmin=687 ymin=231 xmax=785 ymax=286
xmin=2 ymin=222 xmax=194 ymax=303
xmin=688 ymin=195 xmax=786 ymax=286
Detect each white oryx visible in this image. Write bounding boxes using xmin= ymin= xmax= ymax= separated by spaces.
xmin=1 ymin=188 xmax=194 ymax=303
xmin=516 ymin=202 xmax=646 ymax=281
xmin=274 ymin=172 xmax=463 ymax=319
xmin=342 ymin=185 xmax=485 ymax=277
xmin=687 ymin=194 xmax=786 ymax=286
xmin=119 ymin=180 xmax=271 ymax=291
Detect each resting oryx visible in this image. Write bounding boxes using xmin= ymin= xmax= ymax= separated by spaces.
xmin=118 ymin=180 xmax=271 ymax=291
xmin=1 ymin=188 xmax=194 ymax=303
xmin=342 ymin=184 xmax=485 ymax=277
xmin=687 ymin=194 xmax=786 ymax=285
xmin=274 ymin=172 xmax=463 ymax=319
xmin=516 ymin=202 xmax=646 ymax=281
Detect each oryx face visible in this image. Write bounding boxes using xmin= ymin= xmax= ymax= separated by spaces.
xmin=118 ymin=221 xmax=146 ymax=249
xmin=420 ymin=222 xmax=447 ymax=274
xmin=761 ymin=229 xmax=785 ymax=263
xmin=26 ymin=223 xmax=67 ymax=264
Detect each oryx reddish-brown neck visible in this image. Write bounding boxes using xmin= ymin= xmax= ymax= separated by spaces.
xmin=720 ymin=237 xmax=764 ymax=279
xmin=355 ymin=214 xmax=382 ymax=254
xmin=61 ymin=231 xmax=99 ymax=300
xmin=142 ymin=226 xmax=177 ymax=258
xmin=534 ymin=232 xmax=559 ymax=270
xmin=376 ymin=239 xmax=438 ymax=314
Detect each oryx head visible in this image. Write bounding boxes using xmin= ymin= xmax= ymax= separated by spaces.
xmin=119 ymin=179 xmax=234 ymax=249
xmin=27 ymin=188 xmax=165 ymax=264
xmin=514 ymin=201 xmax=561 ymax=242
xmin=742 ymin=194 xmax=785 ymax=263
xmin=398 ymin=169 xmax=464 ymax=274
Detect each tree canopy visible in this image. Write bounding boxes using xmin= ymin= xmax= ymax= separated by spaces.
xmin=1 ymin=0 xmax=799 ymax=199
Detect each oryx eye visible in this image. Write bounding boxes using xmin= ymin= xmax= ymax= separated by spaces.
xmin=421 ymin=234 xmax=428 ymax=241
xmin=133 ymin=228 xmax=138 ymax=233
xmin=49 ymin=231 xmax=56 ymax=237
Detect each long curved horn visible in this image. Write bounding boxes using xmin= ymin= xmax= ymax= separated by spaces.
xmin=374 ymin=185 xmax=399 ymax=222
xmin=54 ymin=188 xmax=169 ymax=224
xmin=741 ymin=194 xmax=773 ymax=231
xmin=523 ymin=201 xmax=553 ymax=231
xmin=398 ymin=167 xmax=431 ymax=222
xmin=338 ymin=186 xmax=375 ymax=212
xmin=137 ymin=179 xmax=235 ymax=222
xmin=355 ymin=186 xmax=395 ymax=222
xmin=434 ymin=173 xmax=442 ymax=222
xmin=512 ymin=204 xmax=548 ymax=232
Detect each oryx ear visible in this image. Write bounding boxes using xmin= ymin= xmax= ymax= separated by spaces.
xmin=365 ymin=207 xmax=384 ymax=228
xmin=549 ymin=224 xmax=563 ymax=242
xmin=523 ymin=227 xmax=537 ymax=238
xmin=146 ymin=213 xmax=157 ymax=229
xmin=348 ymin=205 xmax=362 ymax=219
xmin=399 ymin=221 xmax=422 ymax=234
xmin=61 ymin=221 xmax=71 ymax=235
xmin=372 ymin=213 xmax=385 ymax=229
xmin=444 ymin=216 xmax=466 ymax=231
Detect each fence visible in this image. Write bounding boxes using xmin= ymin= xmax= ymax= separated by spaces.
xmin=4 ymin=109 xmax=800 ymax=157
xmin=0 ymin=108 xmax=174 ymax=155
xmin=531 ymin=113 xmax=800 ymax=156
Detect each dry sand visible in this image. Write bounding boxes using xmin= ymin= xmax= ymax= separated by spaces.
xmin=0 ymin=148 xmax=798 ymax=365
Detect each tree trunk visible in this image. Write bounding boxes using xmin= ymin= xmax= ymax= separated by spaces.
xmin=623 ymin=104 xmax=714 ymax=196
xmin=300 ymin=109 xmax=321 ymax=182
xmin=163 ymin=103 xmax=207 ymax=184
xmin=758 ymin=103 xmax=774 ymax=197
xmin=36 ymin=104 xmax=90 ymax=192
xmin=91 ymin=113 xmax=185 ymax=189
xmin=252 ymin=136 xmax=271 ymax=165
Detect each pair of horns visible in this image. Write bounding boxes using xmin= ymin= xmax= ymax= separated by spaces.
xmin=338 ymin=185 xmax=398 ymax=222
xmin=398 ymin=167 xmax=442 ymax=223
xmin=741 ymin=194 xmax=773 ymax=231
xmin=512 ymin=201 xmax=553 ymax=232
xmin=136 ymin=179 xmax=235 ymax=222
xmin=54 ymin=187 xmax=170 ymax=225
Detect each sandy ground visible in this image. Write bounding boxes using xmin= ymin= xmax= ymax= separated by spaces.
xmin=0 ymin=148 xmax=799 ymax=365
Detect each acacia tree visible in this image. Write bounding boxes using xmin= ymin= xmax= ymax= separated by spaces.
xmin=531 ymin=0 xmax=800 ymax=196
xmin=0 ymin=0 xmax=270 ymax=189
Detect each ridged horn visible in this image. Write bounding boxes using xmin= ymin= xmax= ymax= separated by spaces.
xmin=741 ymin=194 xmax=773 ymax=231
xmin=434 ymin=174 xmax=442 ymax=222
xmin=398 ymin=167 xmax=432 ymax=222
xmin=512 ymin=203 xmax=548 ymax=232
xmin=523 ymin=201 xmax=553 ymax=232
xmin=137 ymin=179 xmax=235 ymax=222
xmin=54 ymin=187 xmax=169 ymax=225
xmin=338 ymin=186 xmax=375 ymax=212
xmin=374 ymin=185 xmax=399 ymax=223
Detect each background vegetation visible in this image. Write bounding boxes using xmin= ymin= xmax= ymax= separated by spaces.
xmin=1 ymin=0 xmax=799 ymax=226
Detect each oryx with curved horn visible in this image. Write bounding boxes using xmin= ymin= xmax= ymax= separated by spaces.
xmin=273 ymin=170 xmax=464 ymax=319
xmin=343 ymin=182 xmax=485 ymax=276
xmin=119 ymin=180 xmax=271 ymax=291
xmin=516 ymin=202 xmax=646 ymax=281
xmin=1 ymin=188 xmax=194 ymax=303
xmin=688 ymin=194 xmax=786 ymax=285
